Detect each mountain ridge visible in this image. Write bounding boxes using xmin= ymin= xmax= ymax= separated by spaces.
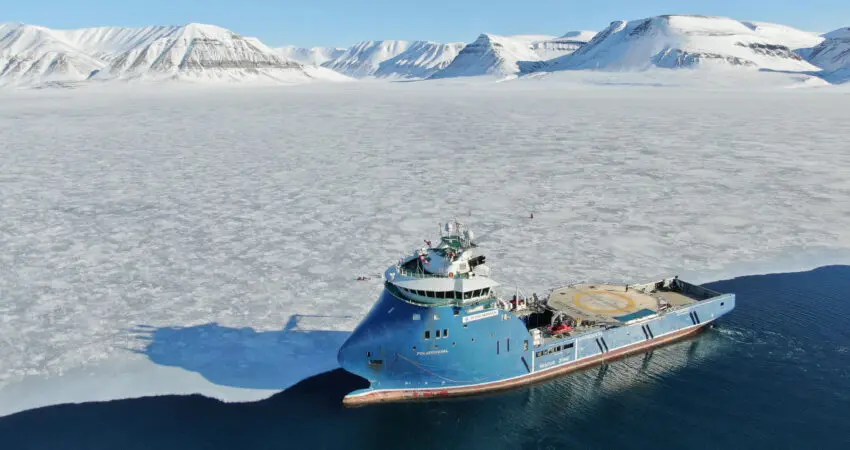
xmin=1 ymin=16 xmax=848 ymax=88
xmin=539 ymin=15 xmax=822 ymax=73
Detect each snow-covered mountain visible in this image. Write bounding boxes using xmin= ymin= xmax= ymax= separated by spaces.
xmin=0 ymin=23 xmax=105 ymax=86
xmin=2 ymin=16 xmax=849 ymax=87
xmin=804 ymin=28 xmax=850 ymax=83
xmin=1 ymin=23 xmax=348 ymax=87
xmin=428 ymin=31 xmax=597 ymax=79
xmin=373 ymin=41 xmax=465 ymax=78
xmin=543 ymin=15 xmax=823 ymax=72
xmin=430 ymin=33 xmax=549 ymax=79
xmin=321 ymin=40 xmax=413 ymax=77
xmin=56 ymin=26 xmax=179 ymax=61
xmin=276 ymin=45 xmax=345 ymax=65
xmin=531 ymin=31 xmax=597 ymax=60
xmin=91 ymin=23 xmax=319 ymax=82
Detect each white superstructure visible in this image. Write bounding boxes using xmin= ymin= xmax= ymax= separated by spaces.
xmin=384 ymin=220 xmax=499 ymax=305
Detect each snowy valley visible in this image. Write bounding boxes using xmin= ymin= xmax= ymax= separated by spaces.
xmin=1 ymin=15 xmax=849 ymax=87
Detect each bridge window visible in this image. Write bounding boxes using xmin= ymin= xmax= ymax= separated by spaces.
xmin=524 ymin=340 xmax=529 ymax=351
xmin=436 ymin=329 xmax=441 ymax=338
xmin=454 ymin=291 xmax=463 ymax=300
xmin=443 ymin=328 xmax=449 ymax=338
xmin=426 ymin=291 xmax=435 ymax=298
xmin=464 ymin=291 xmax=473 ymax=300
xmin=436 ymin=291 xmax=445 ymax=299
xmin=424 ymin=331 xmax=430 ymax=340
xmin=507 ymin=338 xmax=510 ymax=352
xmin=496 ymin=341 xmax=500 ymax=355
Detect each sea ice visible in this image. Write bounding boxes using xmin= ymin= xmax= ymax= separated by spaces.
xmin=1 ymin=78 xmax=848 ymax=416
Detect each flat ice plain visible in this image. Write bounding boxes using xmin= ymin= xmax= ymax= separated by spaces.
xmin=1 ymin=74 xmax=850 ymax=416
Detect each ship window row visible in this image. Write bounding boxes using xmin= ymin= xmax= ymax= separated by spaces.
xmin=535 ymin=342 xmax=574 ymax=358
xmin=424 ymin=329 xmax=449 ymax=340
xmin=401 ymin=287 xmax=491 ymax=299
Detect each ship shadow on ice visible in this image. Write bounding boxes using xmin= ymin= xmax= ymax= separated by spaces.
xmin=129 ymin=315 xmax=351 ymax=390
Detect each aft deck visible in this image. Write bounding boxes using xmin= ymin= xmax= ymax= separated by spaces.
xmin=546 ymin=283 xmax=698 ymax=326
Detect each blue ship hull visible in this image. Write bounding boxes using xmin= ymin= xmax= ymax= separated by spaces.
xmin=338 ymin=284 xmax=735 ymax=405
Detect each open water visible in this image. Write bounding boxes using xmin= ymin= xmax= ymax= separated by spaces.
xmin=1 ymin=266 xmax=849 ymax=449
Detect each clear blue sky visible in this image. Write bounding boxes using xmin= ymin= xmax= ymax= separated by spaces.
xmin=6 ymin=0 xmax=849 ymax=48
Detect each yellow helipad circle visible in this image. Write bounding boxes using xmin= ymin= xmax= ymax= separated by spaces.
xmin=574 ymin=290 xmax=636 ymax=314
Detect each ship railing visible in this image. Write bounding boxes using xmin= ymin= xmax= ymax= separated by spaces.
xmin=396 ymin=267 xmax=471 ymax=279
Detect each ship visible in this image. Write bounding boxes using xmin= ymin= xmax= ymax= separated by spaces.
xmin=338 ymin=219 xmax=735 ymax=405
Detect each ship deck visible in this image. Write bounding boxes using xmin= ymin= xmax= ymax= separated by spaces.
xmin=547 ymin=283 xmax=697 ymax=325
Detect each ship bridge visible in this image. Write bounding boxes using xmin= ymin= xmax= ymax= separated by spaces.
xmin=385 ymin=219 xmax=498 ymax=306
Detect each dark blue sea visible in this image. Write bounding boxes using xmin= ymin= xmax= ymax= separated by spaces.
xmin=2 ymin=266 xmax=849 ymax=449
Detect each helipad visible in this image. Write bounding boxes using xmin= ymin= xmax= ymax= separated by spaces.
xmin=547 ymin=283 xmax=696 ymax=324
